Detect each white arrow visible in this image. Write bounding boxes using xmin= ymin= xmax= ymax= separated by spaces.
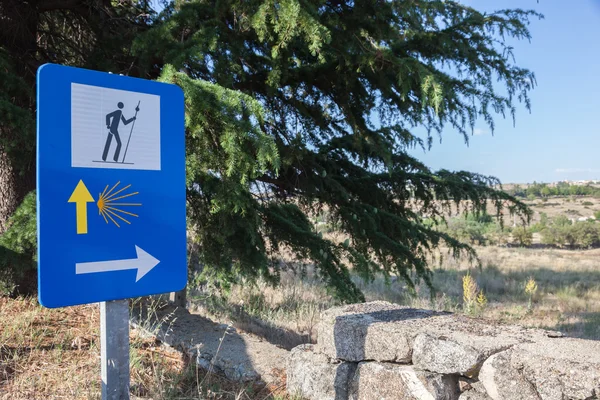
xmin=76 ymin=246 xmax=159 ymax=282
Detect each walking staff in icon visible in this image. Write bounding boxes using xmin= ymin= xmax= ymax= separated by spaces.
xmin=103 ymin=102 xmax=140 ymax=162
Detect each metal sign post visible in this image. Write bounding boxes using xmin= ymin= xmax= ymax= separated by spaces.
xmin=101 ymin=300 xmax=130 ymax=400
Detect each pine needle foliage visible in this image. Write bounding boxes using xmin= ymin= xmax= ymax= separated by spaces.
xmin=133 ymin=0 xmax=538 ymax=301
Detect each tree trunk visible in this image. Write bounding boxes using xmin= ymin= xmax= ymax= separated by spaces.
xmin=0 ymin=151 xmax=19 ymax=233
xmin=0 ymin=148 xmax=35 ymax=233
xmin=0 ymin=0 xmax=39 ymax=232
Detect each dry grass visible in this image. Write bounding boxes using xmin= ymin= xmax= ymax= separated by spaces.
xmin=193 ymin=246 xmax=600 ymax=343
xmin=0 ymin=297 xmax=291 ymax=400
xmin=0 ymin=297 xmax=100 ymax=399
xmin=371 ymin=246 xmax=600 ymax=339
xmin=473 ymin=247 xmax=600 ymax=339
xmin=189 ymin=273 xmax=335 ymax=349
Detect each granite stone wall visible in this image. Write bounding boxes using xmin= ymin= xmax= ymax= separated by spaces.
xmin=287 ymin=301 xmax=600 ymax=400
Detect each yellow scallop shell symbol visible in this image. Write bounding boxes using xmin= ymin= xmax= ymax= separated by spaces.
xmin=96 ymin=181 xmax=141 ymax=227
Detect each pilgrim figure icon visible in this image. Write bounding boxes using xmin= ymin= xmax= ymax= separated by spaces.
xmin=102 ymin=101 xmax=140 ymax=163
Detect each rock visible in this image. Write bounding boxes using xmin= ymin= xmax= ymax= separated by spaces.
xmin=349 ymin=362 xmax=460 ymax=400
xmin=316 ymin=301 xmax=552 ymax=374
xmin=478 ymin=351 xmax=539 ymax=400
xmin=196 ymin=351 xmax=260 ymax=381
xmin=480 ymin=338 xmax=600 ymax=400
xmin=300 ymin=301 xmax=600 ymax=400
xmin=413 ymin=333 xmax=484 ymax=377
xmin=458 ymin=391 xmax=492 ymax=400
xmin=316 ymin=301 xmax=447 ymax=363
xmin=517 ymin=338 xmax=600 ymax=400
xmin=412 ymin=332 xmax=516 ymax=377
xmin=458 ymin=378 xmax=473 ymax=392
xmin=287 ymin=344 xmax=356 ymax=400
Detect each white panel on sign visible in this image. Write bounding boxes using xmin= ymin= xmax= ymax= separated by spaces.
xmin=71 ymin=83 xmax=161 ymax=171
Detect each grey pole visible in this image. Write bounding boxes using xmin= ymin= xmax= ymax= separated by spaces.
xmin=101 ymin=300 xmax=130 ymax=400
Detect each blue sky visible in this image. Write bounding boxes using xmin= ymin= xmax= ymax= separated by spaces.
xmin=408 ymin=0 xmax=600 ymax=184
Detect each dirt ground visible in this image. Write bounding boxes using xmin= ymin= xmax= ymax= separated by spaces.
xmin=130 ymin=301 xmax=289 ymax=386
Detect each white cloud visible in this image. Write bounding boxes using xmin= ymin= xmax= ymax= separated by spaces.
xmin=473 ymin=128 xmax=488 ymax=136
xmin=555 ymin=168 xmax=600 ymax=173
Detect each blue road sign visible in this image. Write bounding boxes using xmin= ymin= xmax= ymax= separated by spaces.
xmin=37 ymin=64 xmax=186 ymax=308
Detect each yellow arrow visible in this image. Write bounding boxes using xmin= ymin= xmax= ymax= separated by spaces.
xmin=68 ymin=180 xmax=94 ymax=234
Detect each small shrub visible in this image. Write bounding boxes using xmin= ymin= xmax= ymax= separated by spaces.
xmin=511 ymin=226 xmax=533 ymax=247
xmin=462 ymin=273 xmax=477 ymax=315
xmin=524 ymin=277 xmax=538 ymax=312
xmin=462 ymin=273 xmax=487 ymax=316
xmin=476 ymin=290 xmax=488 ymax=311
xmin=554 ymin=215 xmax=573 ymax=227
xmin=540 ymin=212 xmax=549 ymax=225
xmin=484 ymin=223 xmax=511 ymax=246
xmin=438 ymin=216 xmax=488 ymax=245
xmin=572 ymin=222 xmax=600 ymax=248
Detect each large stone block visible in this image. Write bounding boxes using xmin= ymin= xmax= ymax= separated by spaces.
xmin=287 ymin=344 xmax=356 ymax=400
xmin=316 ymin=301 xmax=553 ymax=374
xmin=411 ymin=332 xmax=517 ymax=377
xmin=478 ymin=351 xmax=539 ymax=400
xmin=349 ymin=362 xmax=460 ymax=400
xmin=479 ymin=338 xmax=600 ymax=400
xmin=316 ymin=301 xmax=449 ymax=363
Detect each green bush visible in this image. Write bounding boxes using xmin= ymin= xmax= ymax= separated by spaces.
xmin=483 ymin=223 xmax=511 ymax=246
xmin=541 ymin=227 xmax=557 ymax=246
xmin=437 ymin=214 xmax=519 ymax=247
xmin=554 ymin=215 xmax=573 ymax=227
xmin=439 ymin=218 xmax=485 ymax=245
xmin=529 ymin=212 xmax=548 ymax=233
xmin=511 ymin=226 xmax=533 ymax=247
xmin=438 ymin=214 xmax=498 ymax=245
xmin=541 ymin=225 xmax=575 ymax=248
xmin=0 ymin=191 xmax=37 ymax=296
xmin=541 ymin=217 xmax=600 ymax=249
xmin=572 ymin=222 xmax=600 ymax=248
